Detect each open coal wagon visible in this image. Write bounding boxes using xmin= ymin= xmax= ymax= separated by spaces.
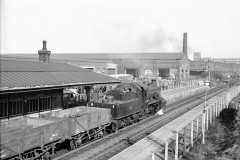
xmin=0 ymin=106 xmax=111 ymax=160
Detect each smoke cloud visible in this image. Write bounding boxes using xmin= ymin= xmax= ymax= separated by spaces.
xmin=139 ymin=27 xmax=183 ymax=53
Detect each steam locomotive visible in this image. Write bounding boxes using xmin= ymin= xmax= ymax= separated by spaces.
xmin=93 ymin=79 xmax=167 ymax=132
xmin=1 ymin=79 xmax=166 ymax=160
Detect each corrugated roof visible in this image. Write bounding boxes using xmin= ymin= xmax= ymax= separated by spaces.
xmin=1 ymin=60 xmax=89 ymax=72
xmin=0 ymin=60 xmax=120 ymax=92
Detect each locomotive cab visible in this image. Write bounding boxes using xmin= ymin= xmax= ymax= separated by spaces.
xmin=93 ymin=83 xmax=144 ymax=120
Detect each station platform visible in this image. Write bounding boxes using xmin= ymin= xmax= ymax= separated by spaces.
xmin=110 ymin=85 xmax=240 ymax=160
xmin=109 ymin=102 xmax=206 ymax=160
xmin=162 ymin=85 xmax=205 ymax=97
xmin=162 ymin=85 xmax=207 ymax=104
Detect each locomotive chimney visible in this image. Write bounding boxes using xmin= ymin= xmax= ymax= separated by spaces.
xmin=38 ymin=40 xmax=51 ymax=63
xmin=183 ymin=32 xmax=187 ymax=56
xmin=151 ymin=79 xmax=157 ymax=85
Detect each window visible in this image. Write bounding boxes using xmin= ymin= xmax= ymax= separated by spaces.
xmin=0 ymin=101 xmax=8 ymax=118
xmin=26 ymin=98 xmax=39 ymax=113
xmin=39 ymin=97 xmax=51 ymax=111
xmin=9 ymin=100 xmax=23 ymax=116
xmin=52 ymin=95 xmax=62 ymax=109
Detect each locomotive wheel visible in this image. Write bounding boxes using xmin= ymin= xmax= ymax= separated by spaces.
xmin=145 ymin=109 xmax=150 ymax=118
xmin=126 ymin=117 xmax=131 ymax=126
xmin=133 ymin=114 xmax=139 ymax=122
xmin=111 ymin=123 xmax=117 ymax=133
xmin=120 ymin=120 xmax=126 ymax=128
xmin=111 ymin=122 xmax=119 ymax=133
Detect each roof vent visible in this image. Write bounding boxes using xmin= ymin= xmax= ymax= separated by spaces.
xmin=38 ymin=40 xmax=51 ymax=63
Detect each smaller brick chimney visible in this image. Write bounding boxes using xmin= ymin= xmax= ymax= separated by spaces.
xmin=38 ymin=40 xmax=51 ymax=63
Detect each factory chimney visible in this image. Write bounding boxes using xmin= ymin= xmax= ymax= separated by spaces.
xmin=38 ymin=40 xmax=51 ymax=63
xmin=183 ymin=32 xmax=187 ymax=56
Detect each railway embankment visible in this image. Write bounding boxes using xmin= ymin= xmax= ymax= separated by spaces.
xmin=185 ymin=100 xmax=240 ymax=160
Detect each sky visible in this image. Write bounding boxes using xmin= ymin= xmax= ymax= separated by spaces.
xmin=1 ymin=0 xmax=240 ymax=59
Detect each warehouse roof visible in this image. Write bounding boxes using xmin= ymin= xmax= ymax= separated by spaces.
xmin=0 ymin=60 xmax=120 ymax=92
xmin=53 ymin=53 xmax=185 ymax=60
xmin=2 ymin=53 xmax=186 ymax=61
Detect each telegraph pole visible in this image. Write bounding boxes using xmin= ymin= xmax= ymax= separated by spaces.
xmin=208 ymin=60 xmax=211 ymax=81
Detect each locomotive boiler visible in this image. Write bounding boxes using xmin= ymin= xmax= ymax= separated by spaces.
xmin=93 ymin=79 xmax=166 ymax=132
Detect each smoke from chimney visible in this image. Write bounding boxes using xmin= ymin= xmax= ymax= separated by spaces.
xmin=38 ymin=40 xmax=51 ymax=63
xmin=183 ymin=32 xmax=187 ymax=55
xmin=140 ymin=27 xmax=183 ymax=52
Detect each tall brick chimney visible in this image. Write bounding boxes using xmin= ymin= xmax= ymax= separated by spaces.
xmin=183 ymin=32 xmax=187 ymax=56
xmin=38 ymin=40 xmax=51 ymax=63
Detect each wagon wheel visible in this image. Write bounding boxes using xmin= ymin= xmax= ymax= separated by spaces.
xmin=42 ymin=151 xmax=51 ymax=160
xmin=93 ymin=130 xmax=98 ymax=139
xmin=75 ymin=137 xmax=82 ymax=147
xmin=97 ymin=130 xmax=104 ymax=138
xmin=69 ymin=140 xmax=76 ymax=150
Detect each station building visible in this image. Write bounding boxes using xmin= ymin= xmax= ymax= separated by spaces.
xmin=0 ymin=42 xmax=120 ymax=119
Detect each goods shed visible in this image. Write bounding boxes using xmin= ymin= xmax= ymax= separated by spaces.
xmin=46 ymin=52 xmax=190 ymax=80
xmin=0 ymin=60 xmax=120 ymax=119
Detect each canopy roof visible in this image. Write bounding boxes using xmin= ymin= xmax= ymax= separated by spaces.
xmin=0 ymin=60 xmax=120 ymax=93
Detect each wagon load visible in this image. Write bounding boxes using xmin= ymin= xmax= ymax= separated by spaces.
xmin=42 ymin=106 xmax=112 ymax=137
xmin=0 ymin=117 xmax=68 ymax=160
xmin=0 ymin=106 xmax=111 ymax=160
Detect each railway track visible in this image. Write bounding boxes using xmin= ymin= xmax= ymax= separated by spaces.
xmin=53 ymin=85 xmax=228 ymax=160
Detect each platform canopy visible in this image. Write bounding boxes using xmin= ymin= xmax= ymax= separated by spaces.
xmin=0 ymin=60 xmax=120 ymax=93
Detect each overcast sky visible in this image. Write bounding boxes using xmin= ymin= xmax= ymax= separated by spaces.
xmin=1 ymin=0 xmax=240 ymax=59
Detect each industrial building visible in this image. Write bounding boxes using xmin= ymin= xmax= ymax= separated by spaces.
xmin=2 ymin=33 xmax=190 ymax=81
xmin=53 ymin=52 xmax=190 ymax=80
xmin=190 ymin=52 xmax=240 ymax=77
xmin=3 ymin=32 xmax=239 ymax=81
xmin=34 ymin=33 xmax=191 ymax=80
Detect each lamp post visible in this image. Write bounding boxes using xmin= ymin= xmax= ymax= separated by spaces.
xmin=202 ymin=86 xmax=210 ymax=144
xmin=204 ymin=87 xmax=210 ymax=112
xmin=208 ymin=60 xmax=211 ymax=82
xmin=227 ymin=75 xmax=231 ymax=90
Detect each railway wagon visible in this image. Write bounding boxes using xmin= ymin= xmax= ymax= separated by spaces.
xmin=0 ymin=106 xmax=111 ymax=160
